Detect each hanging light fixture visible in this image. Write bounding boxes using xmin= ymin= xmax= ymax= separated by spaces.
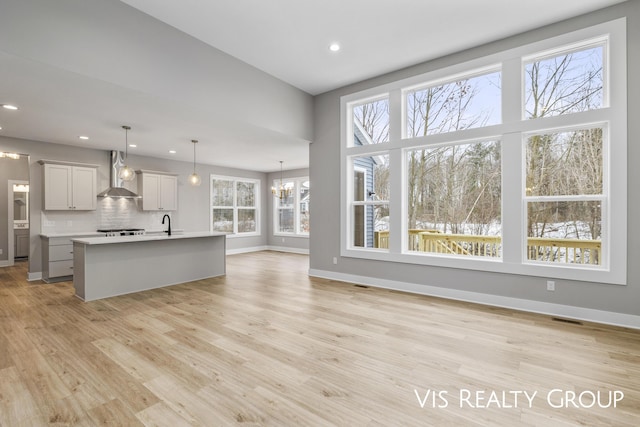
xmin=118 ymin=125 xmax=135 ymax=182
xmin=271 ymin=160 xmax=292 ymax=199
xmin=188 ymin=139 xmax=201 ymax=186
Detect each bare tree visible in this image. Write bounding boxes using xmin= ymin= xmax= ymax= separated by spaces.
xmin=525 ymin=47 xmax=603 ymax=247
xmin=407 ymin=75 xmax=500 ymax=233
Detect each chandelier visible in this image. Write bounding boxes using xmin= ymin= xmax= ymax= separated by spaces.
xmin=271 ymin=161 xmax=292 ymax=199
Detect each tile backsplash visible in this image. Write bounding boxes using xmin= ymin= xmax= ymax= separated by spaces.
xmin=41 ymin=198 xmax=175 ymax=234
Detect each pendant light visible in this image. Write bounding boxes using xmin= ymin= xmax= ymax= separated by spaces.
xmin=188 ymin=139 xmax=201 ymax=186
xmin=271 ymin=160 xmax=292 ymax=199
xmin=118 ymin=125 xmax=135 ymax=182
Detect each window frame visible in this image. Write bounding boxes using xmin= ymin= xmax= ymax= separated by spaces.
xmin=339 ymin=18 xmax=626 ymax=285
xmin=346 ymin=153 xmax=391 ymax=251
xmin=273 ymin=176 xmax=310 ymax=237
xmin=210 ymin=174 xmax=261 ymax=237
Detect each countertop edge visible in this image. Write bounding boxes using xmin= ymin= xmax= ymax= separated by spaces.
xmin=72 ymin=232 xmax=229 ymax=245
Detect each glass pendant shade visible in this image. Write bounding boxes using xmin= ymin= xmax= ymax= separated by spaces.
xmin=119 ymin=125 xmax=135 ymax=181
xmin=119 ymin=164 xmax=135 ymax=182
xmin=189 ymin=172 xmax=201 ymax=186
xmin=189 ymin=139 xmax=201 ymax=186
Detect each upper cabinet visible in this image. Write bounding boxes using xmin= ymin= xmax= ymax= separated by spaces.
xmin=39 ymin=160 xmax=98 ymax=210
xmin=136 ymin=170 xmax=178 ymax=211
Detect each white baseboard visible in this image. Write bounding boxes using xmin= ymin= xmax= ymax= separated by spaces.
xmin=267 ymin=246 xmax=309 ymax=255
xmin=227 ymin=246 xmax=309 ymax=255
xmin=28 ymin=272 xmax=43 ymax=281
xmin=308 ymin=268 xmax=640 ymax=330
xmin=226 ymin=245 xmax=270 ymax=255
xmin=0 ymin=260 xmax=10 ymax=267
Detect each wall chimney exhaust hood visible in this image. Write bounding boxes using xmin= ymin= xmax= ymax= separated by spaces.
xmin=97 ymin=151 xmax=141 ymax=198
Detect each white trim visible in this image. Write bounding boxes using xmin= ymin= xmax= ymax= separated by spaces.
xmin=273 ymin=176 xmax=310 ymax=236
xmin=267 ymin=246 xmax=309 ymax=255
xmin=227 ymin=245 xmax=309 ymax=255
xmin=226 ymin=245 xmax=270 ymax=255
xmin=273 ymin=233 xmax=310 ymax=239
xmin=6 ymin=181 xmax=15 ymax=266
xmin=210 ymin=174 xmax=261 ymax=236
xmin=7 ymin=180 xmax=29 ymax=267
xmin=339 ymin=18 xmax=626 ymax=285
xmin=352 ymin=166 xmax=367 ymax=248
xmin=308 ymin=268 xmax=640 ymax=330
xmin=226 ymin=232 xmax=261 ymax=239
xmin=28 ymin=272 xmax=42 ymax=281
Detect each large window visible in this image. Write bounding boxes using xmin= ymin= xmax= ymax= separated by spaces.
xmin=340 ymin=19 xmax=626 ymax=284
xmin=407 ymin=140 xmax=501 ymax=257
xmin=274 ymin=177 xmax=310 ymax=236
xmin=349 ymin=154 xmax=389 ymax=249
xmin=211 ymin=175 xmax=260 ymax=235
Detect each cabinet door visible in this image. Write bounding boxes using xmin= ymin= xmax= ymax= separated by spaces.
xmin=15 ymin=232 xmax=29 ymax=258
xmin=71 ymin=166 xmax=97 ymax=210
xmin=142 ymin=174 xmax=161 ymax=210
xmin=44 ymin=164 xmax=72 ymax=210
xmin=159 ymin=175 xmax=177 ymax=210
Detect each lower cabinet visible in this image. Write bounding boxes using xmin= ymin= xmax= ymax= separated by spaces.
xmin=14 ymin=229 xmax=29 ymax=259
xmin=42 ymin=237 xmax=75 ymax=283
xmin=42 ymin=234 xmax=100 ymax=282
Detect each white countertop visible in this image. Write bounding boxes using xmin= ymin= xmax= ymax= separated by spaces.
xmin=71 ymin=231 xmax=228 ymax=245
xmin=40 ymin=232 xmax=104 ymax=238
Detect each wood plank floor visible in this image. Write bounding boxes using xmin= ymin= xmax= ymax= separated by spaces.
xmin=1 ymin=251 xmax=639 ymax=426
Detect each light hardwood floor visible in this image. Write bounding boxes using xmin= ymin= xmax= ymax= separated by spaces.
xmin=1 ymin=251 xmax=639 ymax=426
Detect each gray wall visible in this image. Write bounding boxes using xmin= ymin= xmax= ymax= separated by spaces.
xmin=310 ymin=1 xmax=640 ymax=317
xmin=0 ymin=155 xmax=29 ymax=261
xmin=0 ymin=135 xmax=274 ymax=275
xmin=266 ymin=168 xmax=310 ymax=252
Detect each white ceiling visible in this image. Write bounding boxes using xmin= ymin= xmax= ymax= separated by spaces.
xmin=0 ymin=0 xmax=626 ymax=172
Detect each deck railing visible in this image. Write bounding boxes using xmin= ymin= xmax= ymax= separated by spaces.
xmin=374 ymin=230 xmax=601 ymax=265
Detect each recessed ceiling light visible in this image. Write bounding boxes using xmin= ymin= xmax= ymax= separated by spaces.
xmin=129 ymin=144 xmax=137 ymax=148
xmin=329 ymin=43 xmax=341 ymax=52
xmin=169 ymin=150 xmax=176 ymax=154
xmin=2 ymin=104 xmax=18 ymax=110
xmin=79 ymin=135 xmax=89 ymax=140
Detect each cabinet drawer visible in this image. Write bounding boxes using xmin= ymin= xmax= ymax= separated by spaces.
xmin=49 ymin=244 xmax=73 ymax=261
xmin=49 ymin=237 xmax=73 ymax=246
xmin=49 ymin=260 xmax=73 ymax=278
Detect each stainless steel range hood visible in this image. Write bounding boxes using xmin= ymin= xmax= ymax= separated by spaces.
xmin=97 ymin=151 xmax=141 ymax=198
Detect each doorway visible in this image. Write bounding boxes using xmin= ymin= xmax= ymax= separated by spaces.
xmin=9 ymin=181 xmax=29 ymax=263
xmin=1 ymin=152 xmax=30 ymax=268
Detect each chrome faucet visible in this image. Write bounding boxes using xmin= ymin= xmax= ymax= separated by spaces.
xmin=162 ymin=214 xmax=171 ymax=236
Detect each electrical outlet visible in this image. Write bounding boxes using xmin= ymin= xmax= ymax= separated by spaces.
xmin=332 ymin=256 xmax=338 ymax=265
xmin=547 ymin=280 xmax=555 ymax=291
xmin=0 ymin=249 xmax=3 ymax=255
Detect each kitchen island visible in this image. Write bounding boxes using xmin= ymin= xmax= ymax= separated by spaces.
xmin=72 ymin=232 xmax=227 ymax=301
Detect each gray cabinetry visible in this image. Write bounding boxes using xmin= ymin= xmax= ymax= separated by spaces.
xmin=39 ymin=160 xmax=98 ymax=210
xmin=14 ymin=229 xmax=29 ymax=259
xmin=41 ymin=234 xmax=100 ymax=282
xmin=136 ymin=170 xmax=178 ymax=211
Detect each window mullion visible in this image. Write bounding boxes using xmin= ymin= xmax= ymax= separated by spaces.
xmin=388 ymin=148 xmax=403 ymax=254
xmin=501 ymin=133 xmax=523 ymax=264
xmin=389 ymin=89 xmax=402 ymax=141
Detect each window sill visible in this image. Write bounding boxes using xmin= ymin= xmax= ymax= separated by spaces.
xmin=226 ymin=232 xmax=261 ymax=239
xmin=274 ymin=233 xmax=309 ymax=238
